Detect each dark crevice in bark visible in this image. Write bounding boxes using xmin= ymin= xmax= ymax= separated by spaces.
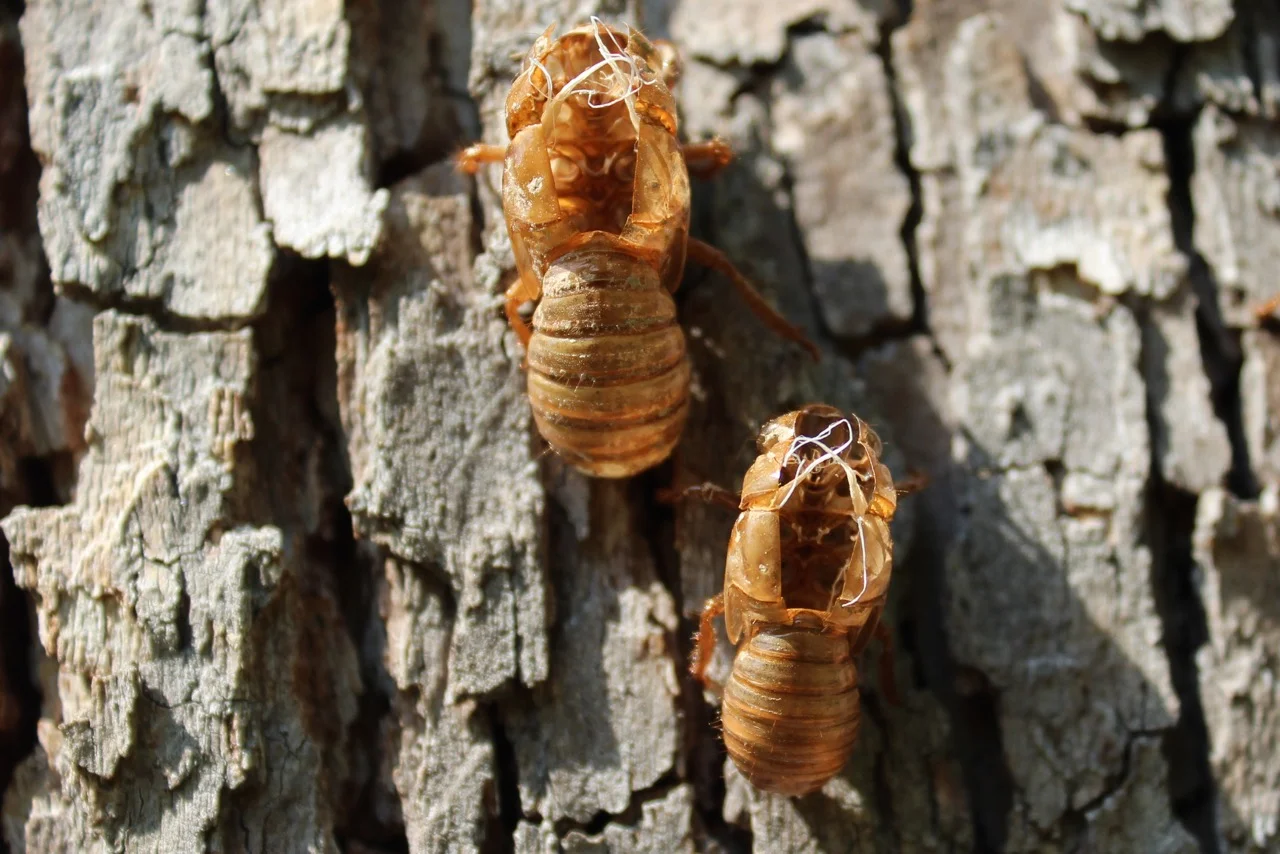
xmin=240 ymin=252 xmax=391 ymax=849
xmin=1146 ymin=476 xmax=1220 ymax=854
xmin=338 ymin=809 xmax=410 ymax=854
xmin=1080 ymin=113 xmax=1142 ymax=137
xmin=638 ymin=459 xmax=683 ymax=615
xmin=15 ymin=454 xmax=71 ymax=508
xmin=56 ymin=280 xmax=266 ymax=333
xmin=193 ymin=0 xmax=241 ymax=151
xmin=877 ymin=18 xmax=929 ymax=346
xmin=1145 ymin=112 xmax=1241 ymax=853
xmin=1 ymin=9 xmax=59 ymax=853
xmin=376 ymin=57 xmax=465 ymax=187
xmin=1061 ymin=731 xmax=1145 ymax=847
xmin=0 ymin=64 xmax=39 ymax=239
xmin=1233 ymin=5 xmax=1266 ymax=105
xmin=1161 ymin=116 xmax=1258 ymax=500
xmin=555 ymin=773 xmax=684 ymax=838
xmin=949 ymin=666 xmax=1013 ymax=854
xmin=296 ymin=264 xmax=413 ymax=854
xmin=485 ymin=707 xmax=520 ymax=854
xmin=0 ymin=537 xmax=39 ymax=854
xmin=1160 ymin=497 xmax=1221 ymax=852
xmin=1138 ymin=286 xmax=1220 ymax=851
xmin=378 ymin=147 xmax=450 ymax=192
xmin=769 ymin=17 xmax=929 ymax=357
xmin=1139 ymin=45 xmax=1236 ymax=848
xmin=325 ymin=460 xmax=405 ymax=848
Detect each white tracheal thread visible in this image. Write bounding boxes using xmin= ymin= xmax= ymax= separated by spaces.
xmin=534 ymin=18 xmax=651 ymax=137
xmin=769 ymin=418 xmax=878 ymax=610
xmin=588 ymin=18 xmax=644 ymax=128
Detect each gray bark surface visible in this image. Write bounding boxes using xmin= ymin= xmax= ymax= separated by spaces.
xmin=0 ymin=0 xmax=1276 ymax=852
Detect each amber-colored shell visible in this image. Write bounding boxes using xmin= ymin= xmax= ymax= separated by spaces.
xmin=525 ymin=239 xmax=690 ymax=476
xmin=472 ymin=21 xmax=816 ymax=475
xmin=498 ymin=23 xmax=693 ymax=477
xmin=707 ymin=404 xmax=898 ymax=795
xmin=722 ymin=629 xmax=860 ymax=796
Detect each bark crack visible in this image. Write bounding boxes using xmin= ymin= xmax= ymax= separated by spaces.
xmin=1139 ymin=279 xmax=1222 ymax=854
xmin=1161 ymin=115 xmax=1258 ymax=500
xmin=876 ymin=14 xmax=930 ymax=349
xmin=485 ymin=705 xmax=520 ymax=854
xmin=55 ymin=280 xmax=262 ymax=333
xmin=0 ymin=7 xmax=70 ymax=848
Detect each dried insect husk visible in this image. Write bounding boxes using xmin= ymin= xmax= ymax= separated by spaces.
xmin=722 ymin=627 xmax=861 ymax=797
xmin=711 ymin=405 xmax=899 ymax=794
xmin=524 ymin=235 xmax=690 ymax=477
xmin=496 ymin=21 xmax=695 ymax=477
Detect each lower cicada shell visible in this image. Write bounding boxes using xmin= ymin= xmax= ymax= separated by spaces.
xmin=458 ymin=20 xmax=817 ymax=478
xmin=690 ymin=405 xmax=898 ymax=796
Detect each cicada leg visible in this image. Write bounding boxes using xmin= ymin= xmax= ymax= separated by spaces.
xmin=686 ymin=238 xmax=821 ymax=361
xmin=691 ymin=594 xmax=725 ymax=693
xmin=504 ymin=272 xmax=539 ymax=350
xmin=656 ymin=482 xmax=741 ymax=511
xmin=895 ymin=469 xmax=930 ymax=498
xmin=682 ymin=138 xmax=734 ymax=179
xmin=455 ymin=143 xmax=507 ymax=175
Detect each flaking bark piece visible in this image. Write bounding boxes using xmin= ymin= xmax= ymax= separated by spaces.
xmin=1194 ymin=486 xmax=1280 ymax=854
xmin=333 ymin=164 xmax=548 ymax=697
xmin=21 ymin=1 xmax=275 ymax=321
xmin=2 ymin=311 xmax=360 ymax=853
xmin=504 ymin=477 xmax=681 ymax=824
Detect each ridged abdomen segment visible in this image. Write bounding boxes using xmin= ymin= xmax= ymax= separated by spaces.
xmin=526 ymin=246 xmax=689 ymax=478
xmin=721 ymin=628 xmax=859 ymax=796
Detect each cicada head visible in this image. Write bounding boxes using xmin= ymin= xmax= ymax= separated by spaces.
xmin=504 ymin=19 xmax=676 ymax=141
xmin=752 ymin=405 xmax=897 ymax=521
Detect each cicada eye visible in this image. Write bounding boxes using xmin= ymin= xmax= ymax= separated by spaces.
xmin=628 ymin=28 xmax=654 ymax=55
xmin=757 ymin=420 xmax=790 ymax=453
xmin=654 ymin=41 xmax=680 ymax=86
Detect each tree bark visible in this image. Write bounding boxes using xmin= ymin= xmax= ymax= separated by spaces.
xmin=1 ymin=0 xmax=1277 ymax=852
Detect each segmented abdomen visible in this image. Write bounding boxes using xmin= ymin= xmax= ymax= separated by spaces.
xmin=525 ymin=244 xmax=689 ymax=478
xmin=721 ymin=628 xmax=860 ymax=796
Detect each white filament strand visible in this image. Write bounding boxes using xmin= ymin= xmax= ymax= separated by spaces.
xmin=770 ymin=418 xmax=876 ymax=610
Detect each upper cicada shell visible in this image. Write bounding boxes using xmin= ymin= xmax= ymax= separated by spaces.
xmin=458 ymin=20 xmax=817 ymax=477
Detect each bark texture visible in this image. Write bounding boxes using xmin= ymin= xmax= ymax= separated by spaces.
xmin=0 ymin=0 xmax=1277 ymax=852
